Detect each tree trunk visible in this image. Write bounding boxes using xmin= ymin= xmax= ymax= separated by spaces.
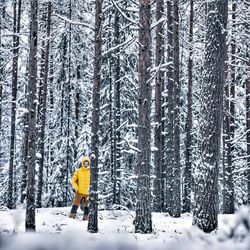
xmin=88 ymin=0 xmax=102 ymax=234
xmin=113 ymin=9 xmax=121 ymax=206
xmin=223 ymin=2 xmax=236 ymax=214
xmin=193 ymin=0 xmax=228 ymax=233
xmin=0 ymin=3 xmax=4 ymax=167
xmin=37 ymin=1 xmax=52 ymax=208
xmin=8 ymin=0 xmax=22 ymax=209
xmin=172 ymin=0 xmax=181 ymax=218
xmin=26 ymin=0 xmax=38 ymax=231
xmin=75 ymin=65 xmax=80 ymax=159
xmin=247 ymin=52 xmax=250 ymax=203
xmin=135 ymin=0 xmax=152 ymax=234
xmin=65 ymin=0 xmax=72 ymax=206
xmin=183 ymin=0 xmax=193 ymax=214
xmin=165 ymin=0 xmax=174 ymax=214
xmin=153 ymin=0 xmax=164 ymax=213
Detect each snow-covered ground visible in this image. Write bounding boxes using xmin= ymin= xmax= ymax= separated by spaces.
xmin=0 ymin=206 xmax=250 ymax=250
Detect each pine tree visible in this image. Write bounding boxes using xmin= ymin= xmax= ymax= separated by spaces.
xmin=88 ymin=0 xmax=102 ymax=234
xmin=172 ymin=0 xmax=181 ymax=218
xmin=193 ymin=0 xmax=228 ymax=233
xmin=153 ymin=0 xmax=164 ymax=213
xmin=183 ymin=0 xmax=193 ymax=214
xmin=165 ymin=0 xmax=174 ymax=214
xmin=223 ymin=2 xmax=236 ymax=214
xmin=37 ymin=1 xmax=52 ymax=208
xmin=246 ymin=0 xmax=250 ymax=203
xmin=135 ymin=0 xmax=152 ymax=233
xmin=113 ymin=9 xmax=121 ymax=207
xmin=26 ymin=0 xmax=38 ymax=231
xmin=7 ymin=0 xmax=22 ymax=209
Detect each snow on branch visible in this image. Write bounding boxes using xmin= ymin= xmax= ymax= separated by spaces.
xmin=151 ymin=17 xmax=167 ymax=30
xmin=103 ymin=37 xmax=136 ymax=57
xmin=54 ymin=13 xmax=94 ymax=30
xmin=111 ymin=0 xmax=139 ymax=26
xmin=123 ymin=138 xmax=141 ymax=153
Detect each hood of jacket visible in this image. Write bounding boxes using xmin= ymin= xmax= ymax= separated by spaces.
xmin=81 ymin=156 xmax=90 ymax=168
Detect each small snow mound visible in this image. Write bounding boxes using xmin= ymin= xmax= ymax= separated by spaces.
xmin=0 ymin=206 xmax=9 ymax=212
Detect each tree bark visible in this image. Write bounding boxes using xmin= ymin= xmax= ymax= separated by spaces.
xmin=135 ymin=0 xmax=152 ymax=234
xmin=246 ymin=0 xmax=250 ymax=205
xmin=26 ymin=0 xmax=38 ymax=231
xmin=172 ymin=0 xmax=181 ymax=218
xmin=193 ymin=0 xmax=228 ymax=233
xmin=247 ymin=49 xmax=250 ymax=203
xmin=0 ymin=2 xmax=4 ymax=169
xmin=153 ymin=0 xmax=164 ymax=213
xmin=37 ymin=1 xmax=52 ymax=208
xmin=8 ymin=0 xmax=22 ymax=209
xmin=113 ymin=9 xmax=121 ymax=206
xmin=88 ymin=0 xmax=102 ymax=234
xmin=183 ymin=0 xmax=193 ymax=214
xmin=165 ymin=0 xmax=174 ymax=214
xmin=223 ymin=2 xmax=236 ymax=214
xmin=75 ymin=65 xmax=80 ymax=159
xmin=65 ymin=0 xmax=72 ymax=206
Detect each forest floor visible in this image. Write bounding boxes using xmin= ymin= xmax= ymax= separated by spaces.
xmin=0 ymin=206 xmax=249 ymax=250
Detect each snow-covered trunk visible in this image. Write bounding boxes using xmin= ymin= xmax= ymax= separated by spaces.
xmin=20 ymin=67 xmax=29 ymax=204
xmin=0 ymin=3 xmax=3 ymax=187
xmin=153 ymin=0 xmax=164 ymax=213
xmin=65 ymin=0 xmax=72 ymax=206
xmin=183 ymin=0 xmax=193 ymax=214
xmin=172 ymin=0 xmax=181 ymax=218
xmin=26 ymin=0 xmax=38 ymax=231
xmin=20 ymin=103 xmax=29 ymax=204
xmin=75 ymin=66 xmax=80 ymax=159
xmin=113 ymin=9 xmax=121 ymax=206
xmin=8 ymin=0 xmax=22 ymax=209
xmin=88 ymin=0 xmax=102 ymax=234
xmin=193 ymin=0 xmax=228 ymax=233
xmin=135 ymin=0 xmax=152 ymax=234
xmin=247 ymin=50 xmax=250 ymax=203
xmin=59 ymin=33 xmax=68 ymax=206
xmin=165 ymin=0 xmax=174 ymax=214
xmin=223 ymin=2 xmax=236 ymax=214
xmin=37 ymin=1 xmax=51 ymax=209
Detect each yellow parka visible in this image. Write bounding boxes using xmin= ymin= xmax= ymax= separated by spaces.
xmin=71 ymin=156 xmax=90 ymax=195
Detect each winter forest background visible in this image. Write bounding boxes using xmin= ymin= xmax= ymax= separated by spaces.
xmin=0 ymin=0 xmax=250 ymax=241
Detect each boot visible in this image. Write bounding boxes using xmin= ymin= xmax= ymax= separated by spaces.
xmin=69 ymin=213 xmax=76 ymax=219
xmin=69 ymin=205 xmax=78 ymax=219
xmin=83 ymin=207 xmax=89 ymax=221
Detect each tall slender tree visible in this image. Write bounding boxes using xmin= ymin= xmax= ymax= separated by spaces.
xmin=154 ymin=0 xmax=164 ymax=212
xmin=37 ymin=1 xmax=52 ymax=208
xmin=135 ymin=0 xmax=152 ymax=233
xmin=165 ymin=0 xmax=174 ymax=214
xmin=7 ymin=0 xmax=22 ymax=209
xmin=247 ymin=51 xmax=250 ymax=204
xmin=183 ymin=0 xmax=194 ymax=214
xmin=193 ymin=0 xmax=228 ymax=233
xmin=0 ymin=1 xmax=4 ymax=167
xmin=223 ymin=2 xmax=236 ymax=214
xmin=65 ymin=0 xmax=72 ymax=206
xmin=113 ymin=9 xmax=121 ymax=206
xmin=172 ymin=0 xmax=181 ymax=218
xmin=26 ymin=0 xmax=38 ymax=231
xmin=88 ymin=0 xmax=102 ymax=233
xmin=246 ymin=1 xmax=250 ymax=205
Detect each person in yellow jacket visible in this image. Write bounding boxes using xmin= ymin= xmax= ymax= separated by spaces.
xmin=69 ymin=156 xmax=90 ymax=220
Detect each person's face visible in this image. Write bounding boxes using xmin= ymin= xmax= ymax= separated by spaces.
xmin=83 ymin=161 xmax=89 ymax=167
